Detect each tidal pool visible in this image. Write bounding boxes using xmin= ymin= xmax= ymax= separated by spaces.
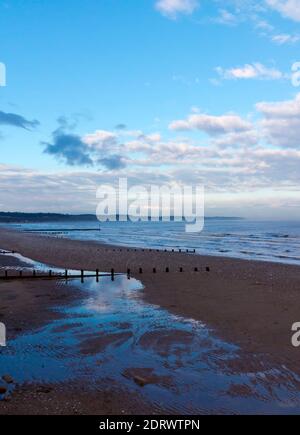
xmin=1 ymin=251 xmax=300 ymax=414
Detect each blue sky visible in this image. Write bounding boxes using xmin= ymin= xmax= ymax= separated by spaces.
xmin=0 ymin=0 xmax=300 ymax=218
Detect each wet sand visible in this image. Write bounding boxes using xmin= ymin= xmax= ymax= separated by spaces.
xmin=1 ymin=227 xmax=300 ymax=414
xmin=0 ymin=254 xmax=158 ymax=415
xmin=0 ymin=381 xmax=156 ymax=415
xmin=0 ymin=255 xmax=83 ymax=340
xmin=0 ymin=227 xmax=300 ymax=365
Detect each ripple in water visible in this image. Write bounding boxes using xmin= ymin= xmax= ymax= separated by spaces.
xmin=1 ymin=267 xmax=300 ymax=414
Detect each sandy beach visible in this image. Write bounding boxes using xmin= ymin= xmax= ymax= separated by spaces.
xmin=1 ymin=227 xmax=300 ymax=414
xmin=1 ymin=228 xmax=300 ymax=358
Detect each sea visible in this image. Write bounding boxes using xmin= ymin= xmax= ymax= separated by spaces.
xmin=4 ymin=218 xmax=300 ymax=266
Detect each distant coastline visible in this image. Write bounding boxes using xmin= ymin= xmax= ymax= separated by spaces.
xmin=0 ymin=212 xmax=244 ymax=224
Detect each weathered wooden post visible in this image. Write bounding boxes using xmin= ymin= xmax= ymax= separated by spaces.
xmin=111 ymin=268 xmax=115 ymax=281
xmin=96 ymin=269 xmax=99 ymax=282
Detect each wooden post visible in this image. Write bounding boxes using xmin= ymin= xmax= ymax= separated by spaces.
xmin=111 ymin=268 xmax=115 ymax=281
xmin=65 ymin=270 xmax=68 ymax=279
xmin=81 ymin=270 xmax=84 ymax=283
xmin=153 ymin=267 xmax=156 ymax=274
xmin=33 ymin=270 xmax=36 ymax=278
xmin=180 ymin=267 xmax=183 ymax=273
xmin=49 ymin=270 xmax=52 ymax=277
xmin=194 ymin=267 xmax=198 ymax=272
xmin=96 ymin=269 xmax=99 ymax=282
xmin=139 ymin=267 xmax=143 ymax=274
xmin=5 ymin=270 xmax=8 ymax=279
xmin=166 ymin=267 xmax=169 ymax=273
xmin=206 ymin=266 xmax=210 ymax=272
xmin=127 ymin=268 xmax=131 ymax=279
xmin=19 ymin=270 xmax=23 ymax=277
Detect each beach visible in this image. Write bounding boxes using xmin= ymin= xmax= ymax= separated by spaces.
xmin=1 ymin=227 xmax=300 ymax=414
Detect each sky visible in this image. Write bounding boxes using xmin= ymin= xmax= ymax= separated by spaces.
xmin=0 ymin=0 xmax=300 ymax=219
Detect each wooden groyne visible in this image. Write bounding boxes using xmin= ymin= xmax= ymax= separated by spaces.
xmin=0 ymin=266 xmax=210 ymax=282
xmin=0 ymin=269 xmax=121 ymax=281
xmin=0 ymin=247 xmax=209 ymax=282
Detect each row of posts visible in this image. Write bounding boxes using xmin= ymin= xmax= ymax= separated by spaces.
xmin=3 ymin=266 xmax=210 ymax=281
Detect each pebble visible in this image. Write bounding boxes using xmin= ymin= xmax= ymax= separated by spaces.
xmin=0 ymin=386 xmax=7 ymax=395
xmin=2 ymin=375 xmax=14 ymax=384
xmin=133 ymin=376 xmax=148 ymax=387
xmin=36 ymin=386 xmax=53 ymax=394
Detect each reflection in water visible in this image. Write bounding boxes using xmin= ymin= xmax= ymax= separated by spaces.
xmin=0 ymin=252 xmax=300 ymax=414
xmin=0 ymin=277 xmax=300 ymax=414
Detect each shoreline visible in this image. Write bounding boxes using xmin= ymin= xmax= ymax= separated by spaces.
xmin=1 ymin=227 xmax=300 ymax=373
xmin=2 ymin=221 xmax=299 ymax=268
xmin=0 ymin=225 xmax=298 ymax=270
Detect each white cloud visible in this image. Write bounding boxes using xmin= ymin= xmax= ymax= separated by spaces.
xmin=215 ymin=63 xmax=284 ymax=80
xmin=83 ymin=130 xmax=118 ymax=150
xmin=155 ymin=0 xmax=199 ymax=19
xmin=214 ymin=9 xmax=239 ymax=25
xmin=256 ymin=93 xmax=300 ymax=147
xmin=266 ymin=0 xmax=300 ymax=22
xmin=271 ymin=33 xmax=300 ymax=44
xmin=169 ymin=113 xmax=253 ymax=135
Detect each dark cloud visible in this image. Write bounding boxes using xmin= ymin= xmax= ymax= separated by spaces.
xmin=43 ymin=118 xmax=125 ymax=169
xmin=115 ymin=123 xmax=127 ymax=130
xmin=0 ymin=110 xmax=39 ymax=130
xmin=98 ymin=154 xmax=126 ymax=170
xmin=43 ymin=131 xmax=93 ymax=166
